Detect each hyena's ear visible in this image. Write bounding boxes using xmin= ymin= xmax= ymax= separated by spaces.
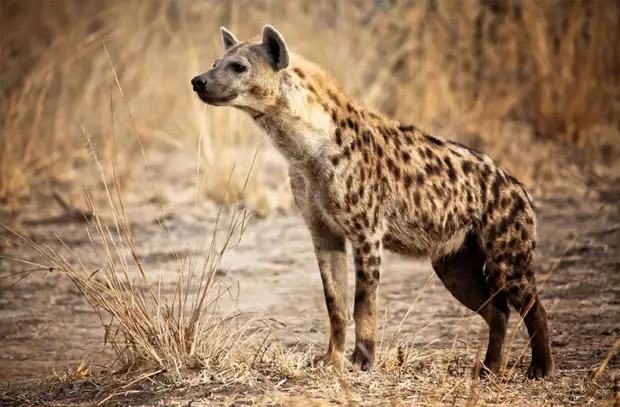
xmin=220 ymin=26 xmax=240 ymax=51
xmin=261 ymin=25 xmax=289 ymax=71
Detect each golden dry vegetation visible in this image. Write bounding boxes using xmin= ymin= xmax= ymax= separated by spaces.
xmin=0 ymin=1 xmax=619 ymax=406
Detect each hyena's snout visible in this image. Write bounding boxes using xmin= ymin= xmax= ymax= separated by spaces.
xmin=191 ymin=75 xmax=208 ymax=92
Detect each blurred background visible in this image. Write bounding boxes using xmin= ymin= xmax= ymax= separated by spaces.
xmin=1 ymin=0 xmax=619 ymax=217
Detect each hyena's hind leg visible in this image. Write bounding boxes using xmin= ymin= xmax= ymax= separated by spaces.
xmin=431 ymin=232 xmax=510 ymax=377
xmin=482 ymin=218 xmax=554 ymax=379
xmin=491 ymin=259 xmax=554 ymax=379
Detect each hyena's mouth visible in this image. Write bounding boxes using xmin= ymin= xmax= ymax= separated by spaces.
xmin=195 ymin=91 xmax=238 ymax=106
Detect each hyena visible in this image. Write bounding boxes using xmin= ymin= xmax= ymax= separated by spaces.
xmin=191 ymin=25 xmax=554 ymax=379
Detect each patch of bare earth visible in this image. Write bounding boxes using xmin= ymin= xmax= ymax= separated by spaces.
xmin=0 ymin=154 xmax=618 ymax=406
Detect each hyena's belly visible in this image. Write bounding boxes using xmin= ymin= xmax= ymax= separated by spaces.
xmin=384 ymin=220 xmax=470 ymax=260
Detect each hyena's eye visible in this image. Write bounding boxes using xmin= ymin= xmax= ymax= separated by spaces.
xmin=228 ymin=62 xmax=247 ymax=74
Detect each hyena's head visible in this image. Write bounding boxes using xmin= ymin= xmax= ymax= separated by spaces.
xmin=191 ymin=25 xmax=289 ymax=113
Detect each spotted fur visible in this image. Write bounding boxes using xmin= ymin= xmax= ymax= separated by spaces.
xmin=191 ymin=25 xmax=554 ymax=379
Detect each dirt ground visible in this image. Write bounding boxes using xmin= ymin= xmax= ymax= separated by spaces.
xmin=0 ymin=149 xmax=619 ymax=406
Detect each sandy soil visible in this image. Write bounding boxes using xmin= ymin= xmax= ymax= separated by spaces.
xmin=0 ymin=150 xmax=619 ymax=405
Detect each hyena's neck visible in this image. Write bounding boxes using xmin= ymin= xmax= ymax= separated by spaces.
xmin=252 ymin=63 xmax=395 ymax=177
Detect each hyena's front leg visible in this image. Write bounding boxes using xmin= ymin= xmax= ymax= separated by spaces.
xmin=310 ymin=225 xmax=348 ymax=368
xmin=351 ymin=238 xmax=382 ymax=371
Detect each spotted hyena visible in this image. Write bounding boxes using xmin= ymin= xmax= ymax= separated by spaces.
xmin=191 ymin=25 xmax=554 ymax=379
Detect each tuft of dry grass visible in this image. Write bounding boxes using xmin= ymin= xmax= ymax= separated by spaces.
xmin=7 ymin=152 xmax=265 ymax=380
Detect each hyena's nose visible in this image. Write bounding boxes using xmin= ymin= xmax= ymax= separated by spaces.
xmin=191 ymin=75 xmax=207 ymax=91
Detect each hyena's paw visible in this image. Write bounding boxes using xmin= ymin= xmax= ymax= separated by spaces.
xmin=526 ymin=358 xmax=554 ymax=380
xmin=475 ymin=356 xmax=504 ymax=379
xmin=309 ymin=351 xmax=343 ymax=370
xmin=477 ymin=362 xmax=501 ymax=380
xmin=350 ymin=342 xmax=375 ymax=372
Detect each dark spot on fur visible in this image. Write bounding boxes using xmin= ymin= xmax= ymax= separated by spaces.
xmin=413 ymin=191 xmax=421 ymax=205
xmin=347 ymin=102 xmax=354 ymax=112
xmin=466 ymin=189 xmax=473 ymax=203
xmin=355 ymin=290 xmax=367 ymax=305
xmin=335 ymin=128 xmax=343 ymax=145
xmin=462 ymin=161 xmax=473 ymax=174
xmin=401 ymin=151 xmax=411 ymax=162
xmin=425 ymin=134 xmax=444 ymax=146
xmin=331 ymin=156 xmax=340 ymax=166
xmin=491 ymin=173 xmax=504 ymax=196
xmin=404 ymin=174 xmax=413 ymax=189
xmin=327 ymin=89 xmax=340 ymax=105
xmin=363 ymin=130 xmax=372 ymax=144
xmin=346 ymin=175 xmax=353 ymax=189
xmin=433 ymin=184 xmax=444 ymax=198
xmin=512 ymin=191 xmax=526 ymax=213
xmin=520 ymin=229 xmax=529 ymax=241
xmin=249 ymin=85 xmax=269 ymax=98
xmin=325 ymin=294 xmax=335 ymax=308
xmin=372 ymin=269 xmax=380 ymax=280
xmin=387 ymin=158 xmax=396 ymax=173
xmin=368 ymin=256 xmax=381 ymax=266
xmin=404 ymin=135 xmax=413 ymax=145
xmin=424 ymin=163 xmax=441 ymax=176
xmin=377 ymin=146 xmax=384 ymax=158
xmin=330 ymin=318 xmax=345 ymax=336
xmin=398 ymin=124 xmax=415 ymax=132
xmin=508 ymin=237 xmax=518 ymax=249
xmin=514 ymin=251 xmax=528 ymax=268
xmin=481 ymin=164 xmax=492 ymax=180
xmin=416 ymin=173 xmax=425 ymax=186
xmin=293 ymin=67 xmax=305 ymax=78
xmin=331 ymin=109 xmax=338 ymax=122
xmin=450 ymin=140 xmax=485 ymax=159
xmin=498 ymin=217 xmax=510 ymax=235
xmin=425 ymin=148 xmax=435 ymax=160
xmin=444 ymin=157 xmax=457 ymax=181
xmin=486 ymin=240 xmax=494 ymax=251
